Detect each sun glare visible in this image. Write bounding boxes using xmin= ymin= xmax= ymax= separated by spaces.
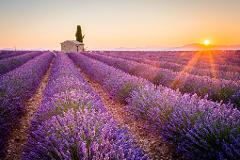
xmin=203 ymin=39 xmax=211 ymax=46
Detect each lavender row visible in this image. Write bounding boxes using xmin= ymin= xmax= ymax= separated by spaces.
xmin=151 ymin=50 xmax=240 ymax=67
xmin=177 ymin=51 xmax=238 ymax=65
xmin=0 ymin=50 xmax=30 ymax=60
xmin=0 ymin=52 xmax=53 ymax=158
xmin=0 ymin=51 xmax=13 ymax=59
xmin=98 ymin=51 xmax=240 ymax=73
xmin=23 ymin=54 xmax=148 ymax=159
xmin=0 ymin=50 xmax=17 ymax=59
xmin=0 ymin=51 xmax=43 ymax=76
xmin=84 ymin=53 xmax=240 ymax=107
xmin=100 ymin=51 xmax=240 ymax=81
xmin=147 ymin=54 xmax=240 ymax=74
xmin=69 ymin=52 xmax=240 ymax=160
xmin=126 ymin=50 xmax=240 ymax=68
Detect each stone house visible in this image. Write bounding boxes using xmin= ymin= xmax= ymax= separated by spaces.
xmin=60 ymin=40 xmax=84 ymax=52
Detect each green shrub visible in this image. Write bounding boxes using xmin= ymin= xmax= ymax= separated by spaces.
xmin=198 ymin=87 xmax=209 ymax=97
xmin=152 ymin=73 xmax=164 ymax=85
xmin=117 ymin=82 xmax=141 ymax=104
xmin=212 ymin=87 xmax=235 ymax=102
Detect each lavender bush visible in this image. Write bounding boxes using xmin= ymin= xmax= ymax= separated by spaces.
xmin=128 ymin=85 xmax=240 ymax=159
xmin=84 ymin=53 xmax=239 ymax=107
xmin=0 ymin=51 xmax=43 ymax=76
xmin=23 ymin=54 xmax=148 ymax=159
xmin=0 ymin=52 xmax=53 ymax=158
xmin=0 ymin=51 xmax=10 ymax=59
xmin=230 ymin=90 xmax=240 ymax=109
xmin=69 ymin=53 xmax=240 ymax=160
xmin=0 ymin=50 xmax=30 ymax=60
xmin=98 ymin=50 xmax=240 ymax=73
xmin=99 ymin=51 xmax=240 ymax=81
xmin=178 ymin=106 xmax=240 ymax=160
xmin=69 ymin=53 xmax=149 ymax=103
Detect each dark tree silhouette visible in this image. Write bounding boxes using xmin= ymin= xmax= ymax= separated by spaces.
xmin=75 ymin=25 xmax=84 ymax=43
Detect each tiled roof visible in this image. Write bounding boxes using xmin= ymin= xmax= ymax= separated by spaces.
xmin=61 ymin=40 xmax=84 ymax=45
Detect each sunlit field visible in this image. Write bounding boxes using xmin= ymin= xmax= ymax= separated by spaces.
xmin=0 ymin=49 xmax=239 ymax=160
xmin=1 ymin=0 xmax=240 ymax=159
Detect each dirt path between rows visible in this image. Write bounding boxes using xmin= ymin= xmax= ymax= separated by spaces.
xmin=4 ymin=61 xmax=53 ymax=160
xmin=78 ymin=67 xmax=180 ymax=160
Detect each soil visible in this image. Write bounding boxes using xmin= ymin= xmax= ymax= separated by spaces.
xmin=4 ymin=57 xmax=184 ymax=160
xmin=4 ymin=62 xmax=53 ymax=160
xmin=78 ymin=67 xmax=179 ymax=160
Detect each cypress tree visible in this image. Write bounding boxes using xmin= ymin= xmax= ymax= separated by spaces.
xmin=75 ymin=25 xmax=84 ymax=43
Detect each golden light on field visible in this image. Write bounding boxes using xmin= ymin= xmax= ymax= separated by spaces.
xmin=203 ymin=39 xmax=211 ymax=46
xmin=171 ymin=50 xmax=219 ymax=89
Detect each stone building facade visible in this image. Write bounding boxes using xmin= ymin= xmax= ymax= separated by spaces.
xmin=60 ymin=40 xmax=84 ymax=52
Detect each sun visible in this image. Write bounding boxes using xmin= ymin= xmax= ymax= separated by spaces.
xmin=203 ymin=39 xmax=211 ymax=46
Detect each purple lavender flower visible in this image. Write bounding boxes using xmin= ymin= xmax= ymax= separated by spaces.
xmin=83 ymin=52 xmax=239 ymax=106
xmin=23 ymin=54 xmax=149 ymax=159
xmin=0 ymin=52 xmax=53 ymax=158
xmin=69 ymin=52 xmax=240 ymax=160
xmin=0 ymin=51 xmax=43 ymax=75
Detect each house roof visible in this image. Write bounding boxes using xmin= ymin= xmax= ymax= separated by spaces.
xmin=61 ymin=40 xmax=84 ymax=45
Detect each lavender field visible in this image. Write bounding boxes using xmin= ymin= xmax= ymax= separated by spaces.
xmin=0 ymin=50 xmax=239 ymax=160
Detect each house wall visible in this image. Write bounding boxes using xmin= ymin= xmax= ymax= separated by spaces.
xmin=77 ymin=45 xmax=84 ymax=52
xmin=61 ymin=42 xmax=84 ymax=52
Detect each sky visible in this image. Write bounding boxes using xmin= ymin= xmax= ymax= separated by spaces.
xmin=0 ymin=0 xmax=240 ymax=50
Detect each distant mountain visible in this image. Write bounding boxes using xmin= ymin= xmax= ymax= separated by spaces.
xmin=172 ymin=43 xmax=240 ymax=51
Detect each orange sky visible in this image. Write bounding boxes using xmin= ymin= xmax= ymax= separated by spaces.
xmin=1 ymin=0 xmax=240 ymax=50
